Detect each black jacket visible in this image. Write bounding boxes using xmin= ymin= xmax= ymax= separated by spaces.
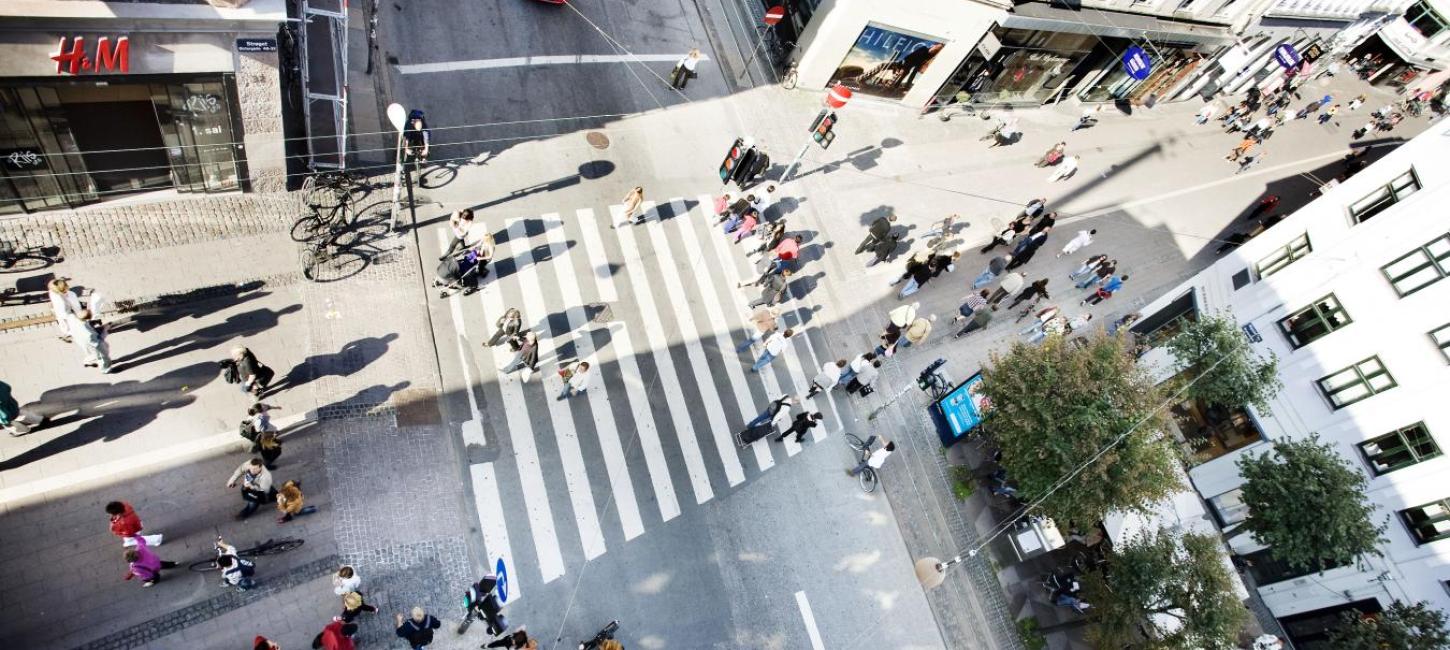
xmin=396 ymin=615 xmax=441 ymax=646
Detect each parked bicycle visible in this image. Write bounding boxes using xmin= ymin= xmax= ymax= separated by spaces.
xmin=0 ymin=240 xmax=63 ymax=273
xmin=300 ymin=168 xmax=371 ymax=212
xmin=188 ymin=537 xmax=303 ymax=572
xmin=579 ymin=620 xmax=620 ymax=650
xmin=844 ymin=434 xmax=880 ymax=493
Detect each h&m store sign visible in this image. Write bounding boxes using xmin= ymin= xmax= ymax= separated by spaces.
xmin=50 ymin=36 xmax=131 ymax=75
xmin=39 ymin=33 xmax=263 ymax=76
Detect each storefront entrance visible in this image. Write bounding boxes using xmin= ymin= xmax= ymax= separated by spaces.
xmin=0 ymin=75 xmax=243 ymax=215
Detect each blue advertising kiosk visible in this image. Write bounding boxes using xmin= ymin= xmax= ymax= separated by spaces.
xmin=929 ymin=371 xmax=989 ymax=447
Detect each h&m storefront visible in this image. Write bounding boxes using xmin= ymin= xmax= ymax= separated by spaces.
xmin=0 ymin=26 xmax=284 ymax=214
xmin=928 ymin=3 xmax=1232 ymax=107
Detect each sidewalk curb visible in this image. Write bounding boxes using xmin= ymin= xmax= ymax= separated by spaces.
xmin=0 ymin=410 xmax=315 ymax=508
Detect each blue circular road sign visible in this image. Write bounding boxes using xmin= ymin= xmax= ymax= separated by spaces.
xmin=1122 ymin=46 xmax=1152 ymax=81
xmin=494 ymin=557 xmax=509 ymax=604
xmin=1274 ymin=43 xmax=1302 ymax=70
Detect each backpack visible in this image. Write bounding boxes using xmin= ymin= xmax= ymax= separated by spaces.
xmin=220 ymin=359 xmax=240 ymax=384
xmin=239 ymin=419 xmax=259 ymax=443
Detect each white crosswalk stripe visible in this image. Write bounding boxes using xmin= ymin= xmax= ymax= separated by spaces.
xmin=449 ymin=196 xmax=848 ymax=594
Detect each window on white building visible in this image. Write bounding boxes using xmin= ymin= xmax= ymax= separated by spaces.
xmin=1256 ymin=233 xmax=1311 ymax=278
xmin=1382 ymin=233 xmax=1450 ymax=296
xmin=1317 ymin=356 xmax=1396 ymax=409
xmin=1433 ymin=323 xmax=1450 ymax=361
xmin=1278 ymin=294 xmax=1350 ymax=348
xmin=1349 ymin=169 xmax=1421 ymax=223
xmin=1401 ymin=498 xmax=1450 ymax=545
xmin=1406 ymin=0 xmax=1450 ymax=39
xmin=1208 ymin=488 xmax=1251 ymax=526
xmin=1359 ymin=423 xmax=1441 ymax=475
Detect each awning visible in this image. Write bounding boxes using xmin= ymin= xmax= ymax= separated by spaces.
xmin=1004 ymin=1 xmax=1235 ymax=48
xmin=1370 ymin=28 xmax=1446 ymax=71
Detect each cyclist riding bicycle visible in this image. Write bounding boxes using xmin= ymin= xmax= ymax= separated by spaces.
xmin=847 ymin=435 xmax=895 ymax=478
xmin=402 ymin=109 xmax=430 ymax=172
xmin=463 ymin=574 xmax=508 ymax=635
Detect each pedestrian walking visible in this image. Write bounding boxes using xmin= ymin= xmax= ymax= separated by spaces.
xmin=1029 ymin=211 xmax=1057 ymax=235
xmin=485 ymin=629 xmax=537 ymax=650
xmin=1072 ymin=106 xmax=1100 ymax=131
xmin=847 ymin=436 xmax=894 ymax=476
xmin=121 ymin=535 xmax=177 ymax=587
xmin=954 ymin=306 xmax=994 ymax=338
xmin=838 ymin=353 xmax=877 ymax=387
xmin=748 ymin=268 xmax=793 ymax=308
xmin=276 ymin=479 xmax=316 ymax=523
xmin=741 ymin=146 xmax=772 ymax=187
xmin=48 ymin=277 xmax=84 ymax=343
xmin=498 ymin=331 xmax=540 ymax=380
xmin=106 ymin=501 xmax=163 ymax=548
xmin=226 ymin=457 xmax=275 ymax=520
xmin=1068 ymin=254 xmax=1108 ymax=283
xmin=246 ymin=402 xmax=282 ymax=468
xmin=1226 ymin=137 xmax=1256 ymax=162
xmin=1005 ymin=230 xmax=1049 ymax=270
xmin=972 ymin=254 xmax=1012 ymax=289
xmin=727 ymin=209 xmax=759 ymax=243
xmin=228 ymin=346 xmax=275 ymax=397
xmin=1008 ymin=278 xmax=1050 ymax=310
xmin=902 ymin=315 xmax=933 ymax=348
xmin=556 ymin=361 xmax=592 ymax=400
xmin=1022 ymin=198 xmax=1048 ymax=219
xmin=1047 ymin=156 xmax=1079 ymax=182
xmin=855 ymin=214 xmax=898 ymax=255
xmin=214 ymin=538 xmax=257 ymax=591
xmin=333 ymin=565 xmax=362 ymax=595
xmin=721 ymin=202 xmax=755 ymax=232
xmin=895 ymin=250 xmax=957 ymax=298
xmin=1246 ymin=116 xmax=1274 ymax=139
xmin=669 ymin=48 xmax=701 ymax=89
xmin=867 ymin=231 xmax=902 ymax=267
xmin=487 ymin=308 xmax=524 ymax=347
xmin=254 ymin=636 xmax=281 ymax=650
xmin=396 ymin=607 xmax=443 ymax=650
xmin=1057 ymin=229 xmax=1096 ymax=257
xmin=751 ymin=184 xmax=778 ymax=219
xmin=0 ymin=380 xmax=44 ymax=436
xmin=953 ymin=289 xmax=991 ymax=325
xmin=808 ymin=360 xmax=847 ymax=398
xmin=340 ymin=591 xmax=380 ymax=623
xmin=776 ymin=412 xmax=823 ymax=444
xmin=1236 ymin=150 xmax=1267 ymax=175
xmin=66 ymin=310 xmax=111 ymax=373
xmin=743 ymin=235 xmax=803 ymax=285
xmin=1081 ymin=275 xmax=1129 ymax=306
xmin=1036 ymin=142 xmax=1067 ymax=167
xmin=439 ymin=209 xmax=480 ymax=259
xmin=313 ymin=620 xmax=358 ymax=650
xmin=1318 ymin=104 xmax=1340 ymax=125
xmin=1076 ymin=259 xmax=1117 ymax=289
xmin=1348 ymin=94 xmax=1365 ymax=111
xmin=746 ymin=219 xmax=788 ymax=257
xmin=845 ymin=358 xmax=881 ymax=395
xmin=746 ymin=395 xmax=793 ymax=429
xmin=987 ymin=272 xmax=1026 ymax=308
xmin=750 ymin=328 xmax=795 ymax=372
xmin=1194 ymin=103 xmax=1218 ymax=125
xmin=737 ymin=305 xmax=781 ymax=351
xmin=615 ymin=186 xmax=646 ymax=227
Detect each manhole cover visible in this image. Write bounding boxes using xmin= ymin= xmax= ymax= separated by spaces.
xmin=585 ymin=131 xmax=610 ymax=149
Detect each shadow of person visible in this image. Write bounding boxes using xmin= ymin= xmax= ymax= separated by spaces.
xmin=3 ymin=362 xmax=219 ymax=470
xmin=266 ymin=333 xmax=401 ymax=396
xmin=114 ymin=281 xmax=271 ymax=334
xmin=111 ymin=304 xmax=305 ymax=371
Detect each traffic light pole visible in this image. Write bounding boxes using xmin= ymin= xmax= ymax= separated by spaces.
xmin=780 ymin=139 xmax=813 ymax=184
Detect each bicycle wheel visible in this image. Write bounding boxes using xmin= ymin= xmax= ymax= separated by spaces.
xmin=188 ymin=558 xmax=221 ymax=573
xmin=0 ymin=252 xmax=58 ymax=273
xmin=251 ymin=538 xmax=304 ymax=556
xmin=300 ymin=245 xmax=323 ymax=281
xmin=859 ymin=468 xmax=879 ymax=493
xmin=844 ymin=433 xmax=868 ymax=452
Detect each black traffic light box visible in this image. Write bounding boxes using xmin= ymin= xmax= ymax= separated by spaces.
xmin=719 ymin=137 xmax=746 ymax=182
xmin=810 ymin=110 xmax=837 ymax=149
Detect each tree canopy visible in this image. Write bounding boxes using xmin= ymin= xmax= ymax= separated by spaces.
xmin=980 ymin=334 xmax=1181 ymax=523
xmin=1326 ymin=601 xmax=1450 ymax=650
xmin=1164 ymin=312 xmax=1282 ymax=414
xmin=1083 ymin=527 xmax=1249 ymax=649
xmin=1235 ymin=434 xmax=1385 ymax=572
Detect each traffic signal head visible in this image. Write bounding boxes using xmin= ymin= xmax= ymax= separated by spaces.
xmin=719 ymin=137 xmax=745 ymax=182
xmin=812 ymin=112 xmax=837 ymax=148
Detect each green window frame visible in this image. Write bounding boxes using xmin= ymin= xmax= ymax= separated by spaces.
xmin=1349 ymin=169 xmax=1421 ymax=223
xmin=1432 ymin=323 xmax=1450 ymax=362
xmin=1278 ymin=294 xmax=1350 ymax=348
xmin=1406 ymin=0 xmax=1449 ymax=38
xmin=1256 ymin=233 xmax=1311 ymax=278
xmin=1317 ymin=356 xmax=1396 ymax=409
xmin=1401 ymin=498 xmax=1450 ymax=545
xmin=1359 ymin=423 xmax=1440 ymax=475
xmin=1381 ymin=234 xmax=1450 ymax=297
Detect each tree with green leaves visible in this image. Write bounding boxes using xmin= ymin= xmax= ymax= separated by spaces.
xmin=1082 ymin=527 xmax=1248 ymax=649
xmin=1233 ymin=434 xmax=1385 ymax=572
xmin=1326 ymin=601 xmax=1450 ymax=650
xmin=979 ymin=334 xmax=1180 ymax=523
xmin=1164 ymin=312 xmax=1282 ymax=414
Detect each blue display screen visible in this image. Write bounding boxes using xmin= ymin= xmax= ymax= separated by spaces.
xmin=935 ymin=372 xmax=988 ymax=442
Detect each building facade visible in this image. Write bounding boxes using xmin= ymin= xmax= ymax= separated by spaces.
xmin=0 ymin=0 xmax=290 ymax=214
xmin=1131 ymin=118 xmax=1450 ymax=647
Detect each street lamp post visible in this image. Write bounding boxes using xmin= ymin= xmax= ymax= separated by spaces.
xmin=385 ymin=103 xmax=411 ymax=233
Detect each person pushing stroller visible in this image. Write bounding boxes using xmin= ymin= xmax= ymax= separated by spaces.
xmin=433 ymin=232 xmax=494 ymax=297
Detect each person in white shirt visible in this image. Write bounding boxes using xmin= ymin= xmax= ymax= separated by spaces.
xmin=1048 ymin=155 xmax=1080 ymax=182
xmin=670 ymin=48 xmax=702 ymax=89
xmin=557 ymin=361 xmax=592 ymax=400
xmin=48 ymin=277 xmax=85 ymax=342
xmin=440 ymin=209 xmax=478 ymax=259
xmin=750 ymin=184 xmax=776 ymax=218
xmin=1057 ymin=229 xmax=1097 ymax=257
xmin=749 ymin=329 xmax=794 ymax=373
xmin=808 ymin=359 xmax=847 ymax=398
xmin=333 ymin=565 xmax=362 ymax=595
xmin=847 ymin=436 xmax=895 ymax=477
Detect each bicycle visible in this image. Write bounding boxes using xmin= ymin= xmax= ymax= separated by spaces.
xmin=780 ymin=60 xmax=798 ymax=90
xmin=300 ymin=168 xmax=370 ymax=212
xmin=300 ymin=235 xmax=342 ymax=282
xmin=0 ymin=240 xmax=63 ymax=273
xmin=844 ymin=434 xmax=880 ymax=493
xmin=579 ymin=620 xmax=620 ymax=650
xmin=188 ymin=537 xmax=304 ymax=572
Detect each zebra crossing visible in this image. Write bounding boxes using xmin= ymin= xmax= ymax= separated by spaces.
xmin=441 ymin=194 xmax=853 ymax=601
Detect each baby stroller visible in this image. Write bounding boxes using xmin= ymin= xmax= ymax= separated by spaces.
xmin=433 ymin=249 xmax=487 ymax=298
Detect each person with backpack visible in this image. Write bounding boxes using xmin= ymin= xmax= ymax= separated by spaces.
xmin=227 ymin=347 xmax=274 ymax=397
xmin=396 ymin=607 xmax=443 ymax=649
xmin=214 ymin=537 xmax=256 ymax=591
xmin=402 ymin=109 xmax=430 ymax=172
xmin=226 ymin=458 xmax=275 ymax=520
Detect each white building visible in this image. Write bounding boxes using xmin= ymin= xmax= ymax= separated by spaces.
xmin=1130 ymin=117 xmax=1450 ymax=645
